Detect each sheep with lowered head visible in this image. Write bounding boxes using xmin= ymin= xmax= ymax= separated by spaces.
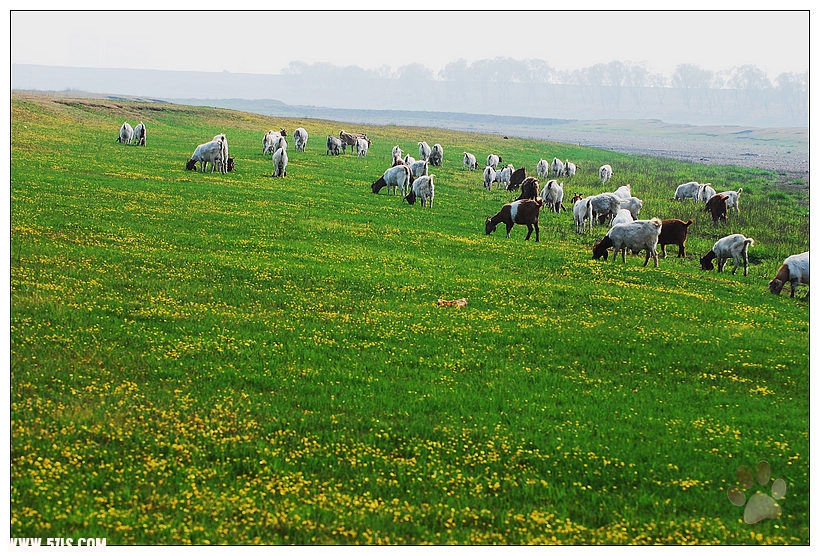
xmin=592 ymin=218 xmax=663 ymax=267
xmin=700 ymin=234 xmax=754 ymax=276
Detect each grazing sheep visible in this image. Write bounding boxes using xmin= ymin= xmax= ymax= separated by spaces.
xmin=263 ymin=129 xmax=287 ymax=155
xmin=552 ymin=157 xmax=565 ymax=178
xmin=613 ymin=184 xmax=632 ymax=199
xmin=133 ymin=122 xmax=146 ymax=146
xmin=563 ymin=160 xmax=577 ymax=177
xmin=610 ymin=208 xmax=635 ymax=227
xmin=186 ymin=139 xmax=223 ymax=172
xmin=573 ymin=195 xmax=592 ymax=234
xmin=485 ymin=198 xmax=545 ymax=241
xmin=326 ymin=136 xmax=342 ymax=156
xmin=483 ymin=166 xmax=497 ymax=191
xmin=617 ymin=196 xmax=643 ymax=220
xmin=705 ymin=194 xmax=729 ymax=226
xmin=540 ymin=180 xmax=565 ymax=213
xmin=599 ymin=164 xmax=613 ymax=185
xmin=586 ymin=192 xmax=622 ymax=227
xmin=657 ymin=219 xmax=694 ymax=258
xmin=463 ymin=152 xmax=477 ymax=171
xmin=356 ymin=137 xmax=370 ymax=158
xmin=118 ymin=122 xmax=133 ymax=144
xmin=536 ymin=159 xmax=549 ymax=179
xmin=674 ymin=181 xmax=705 ymax=202
xmin=429 ymin=144 xmax=443 ymax=166
xmin=700 ymin=234 xmax=754 ymax=276
xmin=487 ymin=154 xmax=501 ymax=169
xmin=340 ymin=130 xmax=367 ymax=153
xmin=418 ymin=141 xmax=432 ymax=161
xmin=768 ymin=251 xmax=809 ymax=297
xmin=372 ymin=164 xmax=413 ymax=196
xmin=496 ymin=164 xmax=514 ymax=190
xmin=716 ymin=188 xmax=743 ymax=213
xmin=405 ymin=174 xmax=435 ymax=207
xmin=507 ymin=167 xmax=527 ymax=191
xmin=293 ymin=127 xmax=308 ymax=152
xmin=592 ymin=218 xmax=663 ymax=267
xmin=272 ymin=146 xmax=288 ymax=177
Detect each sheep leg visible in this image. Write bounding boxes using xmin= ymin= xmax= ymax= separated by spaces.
xmin=524 ymin=224 xmax=533 ymax=241
xmin=505 ymin=223 xmax=514 ymax=239
xmin=534 ymin=223 xmax=540 ymax=242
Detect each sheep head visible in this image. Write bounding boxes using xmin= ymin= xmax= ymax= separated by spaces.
xmin=768 ymin=279 xmax=786 ymax=295
xmin=185 ymin=159 xmax=197 ymax=171
xmin=485 ymin=218 xmax=497 ymax=235
xmin=700 ymin=250 xmax=717 ymax=271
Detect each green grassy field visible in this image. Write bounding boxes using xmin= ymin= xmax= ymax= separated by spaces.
xmin=10 ymin=94 xmax=809 ymax=545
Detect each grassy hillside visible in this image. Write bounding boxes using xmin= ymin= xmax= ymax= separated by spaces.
xmin=10 ymin=94 xmax=809 ymax=545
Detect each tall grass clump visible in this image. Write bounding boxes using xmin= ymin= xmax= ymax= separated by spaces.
xmin=11 ymin=94 xmax=808 ymax=545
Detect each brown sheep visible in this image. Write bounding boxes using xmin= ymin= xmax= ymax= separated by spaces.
xmin=705 ymin=194 xmax=728 ymax=226
xmin=658 ymin=219 xmax=694 ymax=258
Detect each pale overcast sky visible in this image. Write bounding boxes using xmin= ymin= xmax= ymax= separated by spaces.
xmin=10 ymin=7 xmax=810 ymax=80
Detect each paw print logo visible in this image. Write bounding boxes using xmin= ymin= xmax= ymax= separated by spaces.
xmin=727 ymin=461 xmax=787 ymax=524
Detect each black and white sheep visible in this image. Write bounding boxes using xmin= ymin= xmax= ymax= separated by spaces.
xmin=405 ymin=174 xmax=435 ymax=208
xmin=487 ymin=154 xmax=501 ymax=169
xmin=372 ymin=164 xmax=413 ymax=196
xmin=483 ymin=166 xmax=497 ymax=191
xmin=592 ymin=218 xmax=663 ymax=267
xmin=263 ymin=129 xmax=287 ymax=155
xmin=586 ymin=192 xmax=622 ymax=226
xmin=552 ymin=157 xmax=565 ymax=178
xmin=768 ymin=251 xmax=809 ymax=297
xmin=485 ymin=198 xmax=545 ymax=241
xmin=186 ymin=139 xmax=223 ymax=172
xmin=700 ymin=234 xmax=754 ymax=276
xmin=563 ymin=160 xmax=577 ymax=177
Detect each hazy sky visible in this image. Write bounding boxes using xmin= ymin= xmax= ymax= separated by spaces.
xmin=10 ymin=7 xmax=810 ymax=80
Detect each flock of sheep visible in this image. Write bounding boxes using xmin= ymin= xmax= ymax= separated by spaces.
xmin=117 ymin=121 xmax=809 ymax=299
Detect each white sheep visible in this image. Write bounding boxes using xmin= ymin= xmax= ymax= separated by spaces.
xmin=272 ymin=146 xmax=288 ymax=177
xmin=697 ymin=183 xmax=716 ymax=202
xmin=487 ymin=154 xmax=501 ymax=170
xmin=213 ymin=134 xmax=230 ymax=173
xmin=483 ymin=166 xmax=497 ymax=191
xmin=356 ymin=137 xmax=369 ymax=158
xmin=118 ymin=122 xmax=133 ymax=144
xmin=405 ymin=174 xmax=435 ymax=208
xmin=133 ymin=122 xmax=146 ymax=146
xmin=573 ymin=196 xmax=593 ymax=234
xmin=592 ymin=218 xmax=663 ymax=267
xmin=618 ymin=196 xmax=643 ymax=220
xmin=564 ymin=160 xmax=577 ymax=177
xmin=768 ymin=251 xmax=809 ymax=297
xmin=610 ymin=208 xmax=634 ymax=227
xmin=418 ymin=141 xmax=432 ymax=161
xmin=186 ymin=139 xmax=223 ymax=172
xmin=463 ymin=152 xmax=477 ymax=171
xmin=586 ymin=192 xmax=622 ymax=227
xmin=372 ymin=164 xmax=412 ymax=196
xmin=293 ymin=128 xmax=308 ymax=152
xmin=539 ymin=179 xmax=564 ymax=213
xmin=552 ymin=157 xmax=565 ymax=178
xmin=410 ymin=159 xmax=429 ymax=179
xmin=599 ymin=164 xmax=613 ymax=185
xmin=716 ymin=188 xmax=744 ymax=213
xmin=404 ymin=154 xmax=417 ymax=166
xmin=674 ymin=181 xmax=704 ymax=201
xmin=536 ymin=159 xmax=549 ymax=179
xmin=392 ymin=145 xmax=403 ymax=159
xmin=263 ymin=129 xmax=285 ymax=155
xmin=496 ymin=164 xmax=514 ymax=190
xmin=700 ymin=234 xmax=755 ymax=276
xmin=613 ymin=184 xmax=632 ymax=199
